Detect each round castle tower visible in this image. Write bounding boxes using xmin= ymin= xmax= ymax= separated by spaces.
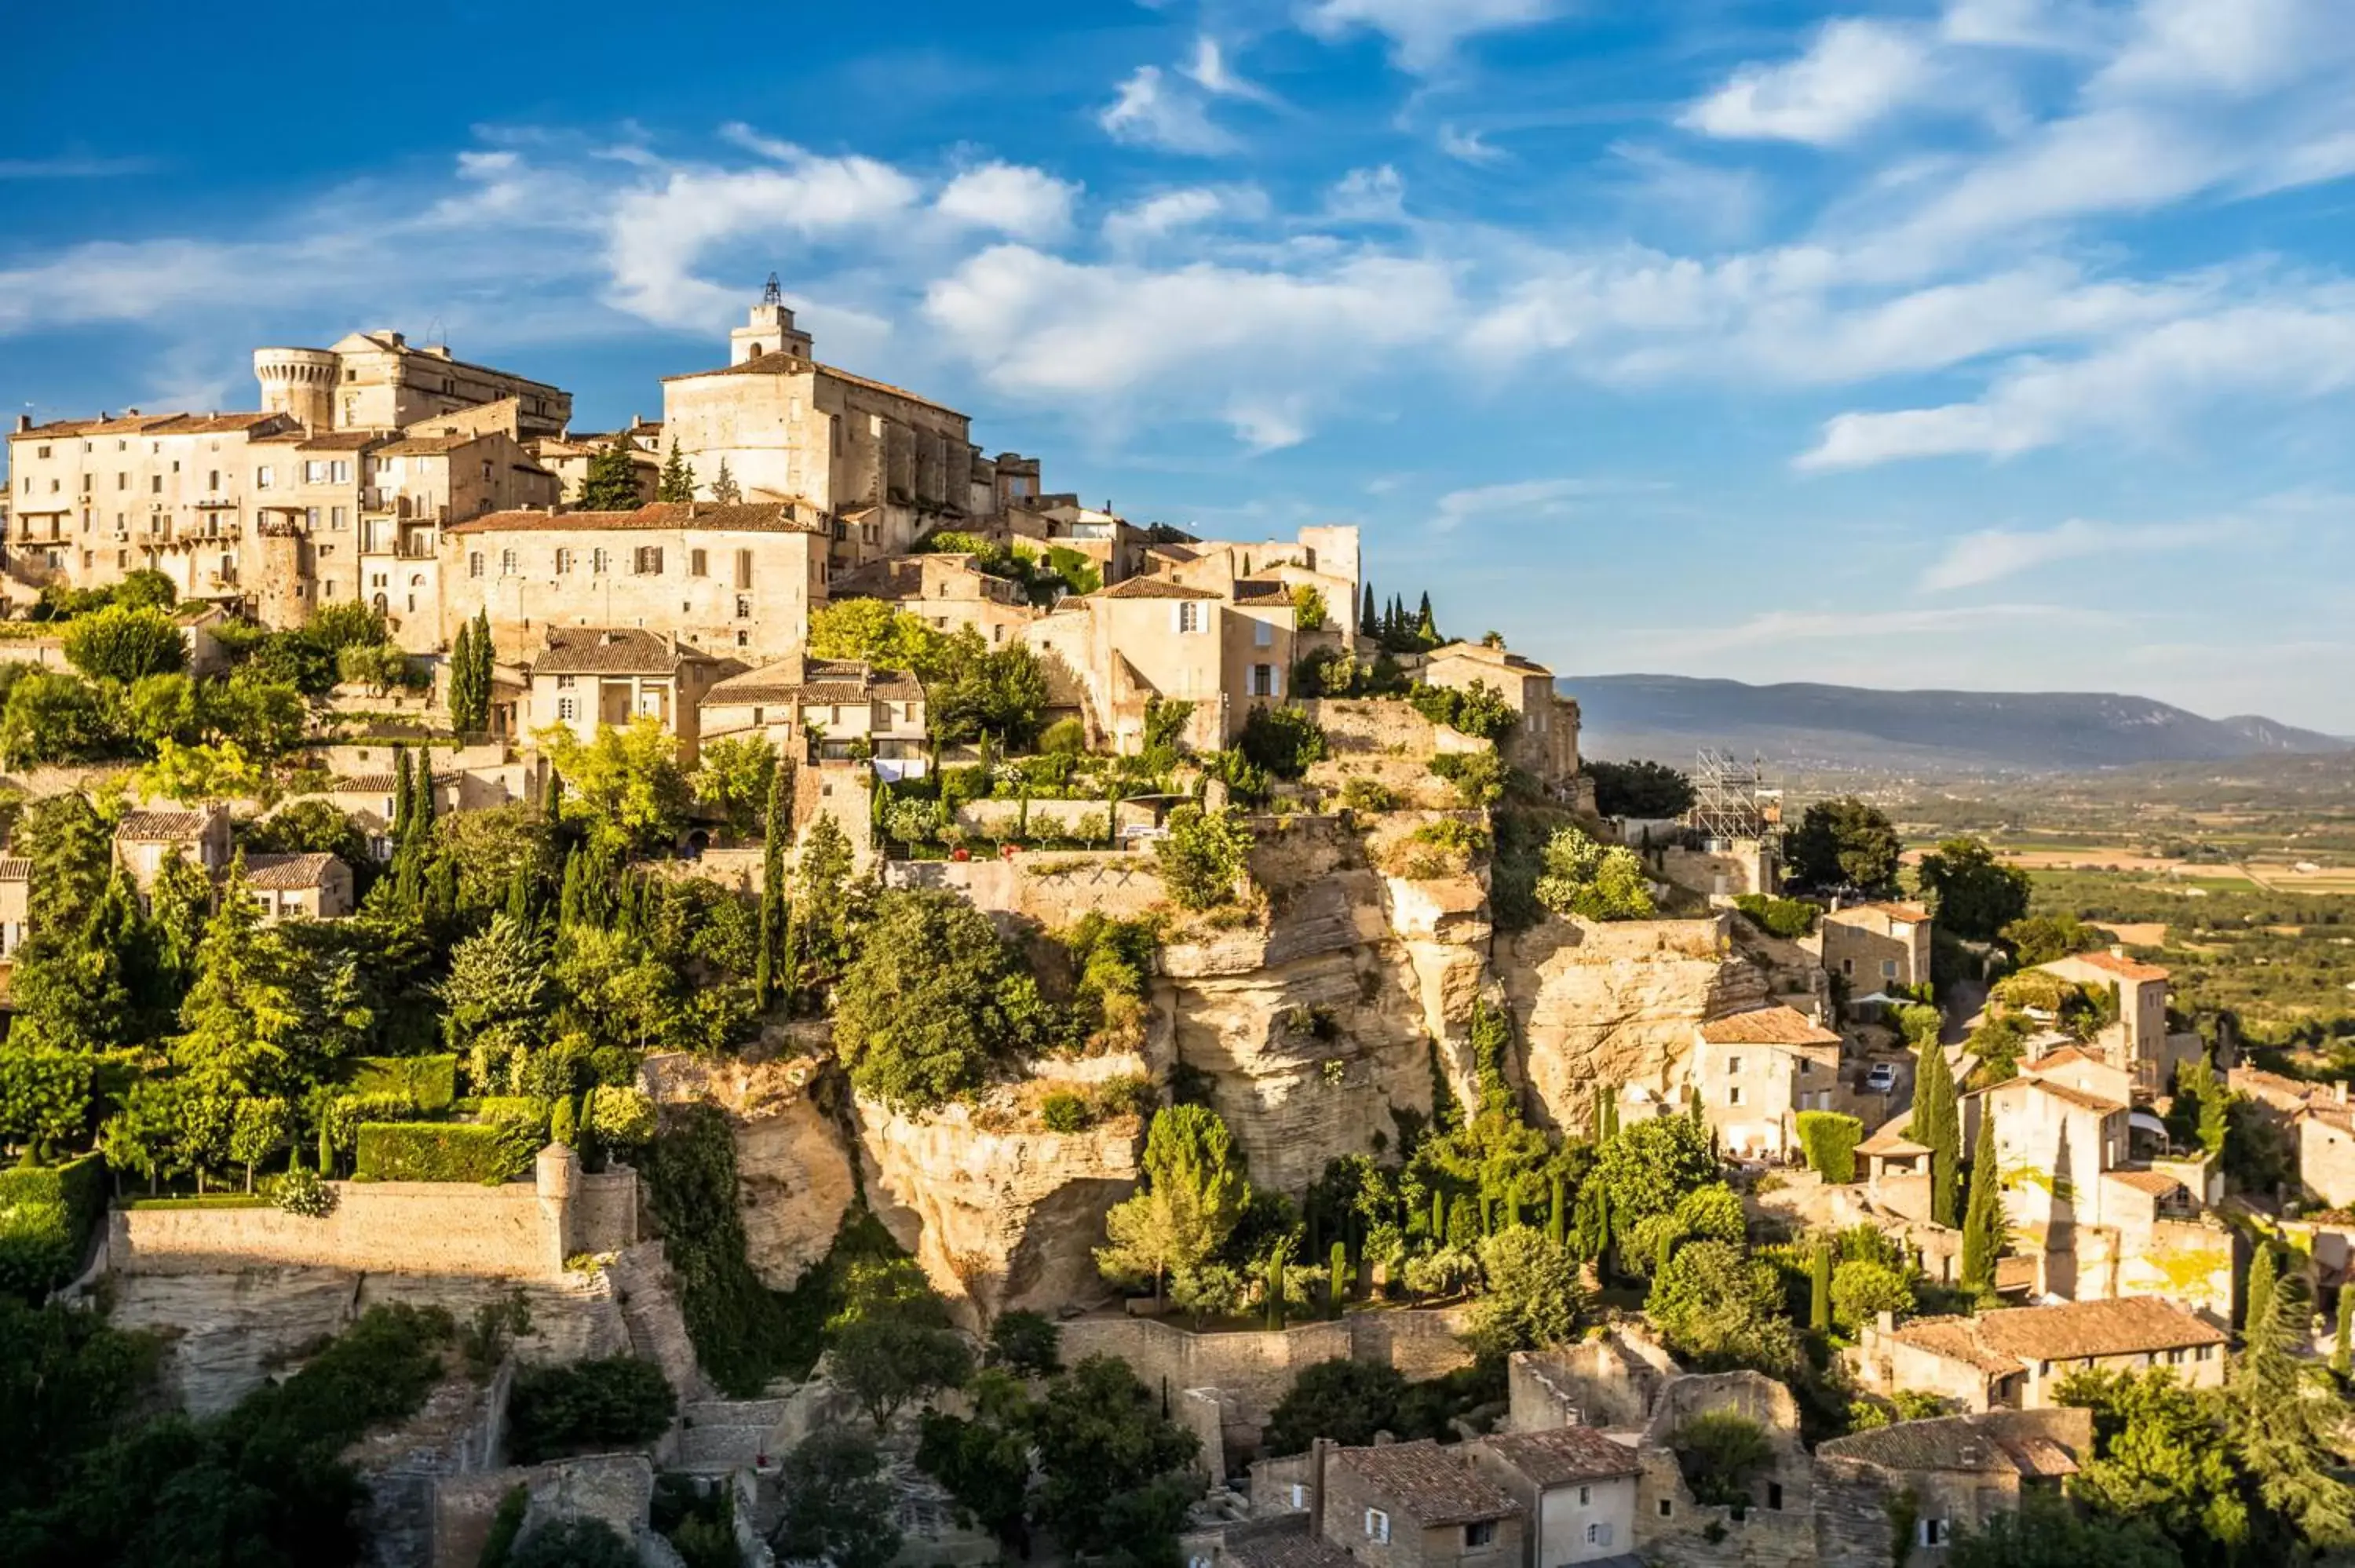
xmin=252 ymin=346 xmax=339 ymax=428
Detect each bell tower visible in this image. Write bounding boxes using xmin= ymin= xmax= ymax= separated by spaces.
xmin=731 ymin=274 xmax=815 ymax=366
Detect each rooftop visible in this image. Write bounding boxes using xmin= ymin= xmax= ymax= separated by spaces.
xmin=2046 ymin=950 xmax=2171 ymax=984
xmin=17 ymin=411 xmax=290 ymax=439
xmin=245 ymin=852 xmax=345 ymax=890
xmin=2104 ymin=1169 xmax=2191 ymax=1198
xmin=1889 ymin=1317 xmax=2025 ymax=1377
xmin=663 ymin=351 xmax=969 ymax=418
xmin=1857 ymin=1121 xmax=1930 ymax=1158
xmin=1332 ymin=1440 xmax=1517 ymax=1526
xmin=704 ymin=654 xmax=923 ymax=706
xmin=1094 ymin=576 xmax=1222 ymax=601
xmin=1477 ymin=1425 xmax=1641 ymax=1487
xmin=530 ymin=626 xmax=720 ymax=676
xmin=1977 ymin=1298 xmax=2226 ymax=1362
xmin=1980 ymin=1075 xmax=2130 ymax=1116
xmin=1218 ymin=1519 xmax=1356 ymax=1568
xmin=1829 ymin=900 xmax=1932 ymax=924
xmin=115 ymin=809 xmax=219 ymax=841
xmin=1817 ymin=1410 xmax=2085 ymax=1479
xmin=1697 ymin=1005 xmax=1842 ymax=1048
xmin=1426 ymin=639 xmax=1554 ymax=676
xmin=447 ymin=501 xmax=825 ymax=536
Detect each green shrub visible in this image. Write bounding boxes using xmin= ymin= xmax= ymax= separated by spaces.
xmin=1340 ymin=776 xmax=1398 ymax=813
xmin=1795 ymin=1111 xmax=1864 ymax=1184
xmin=1040 ymin=718 xmax=1086 ymax=756
xmin=1426 ymin=747 xmax=1504 ymax=807
xmin=345 ymin=1055 xmax=458 ymax=1112
xmin=354 ymin=1122 xmax=533 ymax=1184
xmin=476 ymin=1096 xmax=551 ymax=1140
xmin=0 ymin=1153 xmax=105 ymax=1301
xmin=1732 ymin=895 xmax=1818 ymax=939
xmin=266 ymin=1165 xmax=337 ymax=1218
xmin=1408 ymin=680 xmax=1517 ymax=741
xmin=506 ymin=1355 xmax=677 ymax=1462
xmin=479 ymin=1486 xmax=528 ymax=1568
xmin=124 ymin=1194 xmax=269 ymax=1210
xmin=1154 ymin=805 xmax=1254 ymax=912
xmin=1040 ymin=1092 xmax=1092 ymax=1133
xmin=1236 ymin=704 xmax=1327 ymax=780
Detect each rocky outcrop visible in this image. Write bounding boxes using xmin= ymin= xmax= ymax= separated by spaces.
xmin=855 ymin=1096 xmax=1141 ymax=1329
xmin=641 ymin=1051 xmax=857 ymax=1291
xmin=1499 ymin=911 xmax=1770 ymax=1133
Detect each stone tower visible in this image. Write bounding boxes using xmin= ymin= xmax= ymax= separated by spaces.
xmin=252 ymin=346 xmax=338 ymax=429
xmin=731 ymin=274 xmax=815 ymax=366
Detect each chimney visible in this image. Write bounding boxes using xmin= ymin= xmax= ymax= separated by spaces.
xmin=2336 ymin=1082 xmax=2347 ymax=1107
xmin=1875 ymin=1309 xmax=1897 ymax=1337
xmin=126 ymin=407 xmax=139 ymax=418
xmin=13 ymin=415 xmax=27 ymax=433
xmin=1308 ymin=1438 xmax=1332 ymax=1539
xmin=2111 ymin=943 xmax=2127 ymax=959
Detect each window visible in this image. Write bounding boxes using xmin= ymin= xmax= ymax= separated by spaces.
xmin=1768 ymin=1482 xmax=1784 ymax=1511
xmin=331 ymin=506 xmax=347 ymax=530
xmin=734 ymin=549 xmax=753 ymax=589
xmin=554 ymin=674 xmax=576 ymax=690
xmin=1254 ymin=617 xmax=1273 ymax=647
xmin=633 ymin=545 xmax=664 ymax=574
xmin=468 ymin=552 xmax=485 ymax=579
xmin=549 ymin=547 xmax=572 ymax=575
xmin=116 ymin=472 xmax=127 ymax=490
xmin=1364 ymin=1510 xmax=1389 ymax=1544
xmin=1919 ymin=1519 xmax=1950 ymax=1548
xmin=557 ymin=697 xmax=578 ymax=721
xmin=1464 ymin=1520 xmax=1496 ymax=1549
xmin=1659 ymin=1499 xmax=1674 ymax=1518
xmin=1577 ymin=1486 xmax=1592 ymax=1507
xmin=150 ymin=474 xmax=162 ymax=494
xmin=1288 ymin=1484 xmax=1305 ymax=1510
xmin=1585 ymin=1522 xmax=1614 ymax=1548
xmin=207 ymin=469 xmax=220 ymax=490
xmin=1729 ymin=1085 xmax=1745 ymax=1107
xmin=689 ymin=548 xmax=707 ymax=577
xmin=1841 ymin=958 xmax=1855 ymax=977
xmin=592 ymin=549 xmax=610 ymax=574
xmin=256 ymin=465 xmax=274 ymax=488
xmin=500 ymin=549 xmax=518 ymax=574
xmin=305 ymin=507 xmax=320 ymax=529
xmin=735 ymin=595 xmax=753 ymax=620
xmin=306 ymin=461 xmax=327 ymax=483
xmin=333 ymin=461 xmax=351 ymax=483
xmin=1177 ymin=601 xmax=1203 ymax=633
xmin=1251 ymin=664 xmax=1275 ymax=698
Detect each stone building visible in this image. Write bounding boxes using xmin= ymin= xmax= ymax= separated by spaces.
xmin=440 ymin=501 xmax=829 ymax=662
xmin=1466 ymin=1424 xmax=1641 ymax=1566
xmin=659 ymin=286 xmax=978 ymax=568
xmin=1420 ymin=640 xmax=1579 ymax=788
xmin=1023 ymin=571 xmax=1301 ymax=753
xmin=1143 ymin=525 xmax=1364 ymax=643
xmin=1853 ymin=1297 xmax=2226 ymax=1411
xmin=253 ymin=332 xmax=569 ymax=436
xmin=699 ymin=655 xmax=928 ymax=779
xmin=2036 ymin=949 xmax=2182 ymax=1096
xmin=1813 ymin=1409 xmax=2088 ymax=1559
xmin=831 ymin=551 xmax=1035 ymax=644
xmin=1688 ymin=1004 xmax=1843 ymax=1160
xmin=243 ymin=852 xmax=356 ymax=920
xmin=1322 ymin=1441 xmax=1523 ymax=1568
xmin=518 ymin=627 xmax=730 ymax=764
xmin=532 ymin=422 xmax=662 ymax=508
xmin=113 ymin=805 xmax=233 ymax=896
xmin=1817 ymin=902 xmax=1931 ymax=994
xmin=0 ymin=855 xmax=27 ymax=960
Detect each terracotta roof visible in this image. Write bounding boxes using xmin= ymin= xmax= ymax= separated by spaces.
xmin=1830 ymin=900 xmax=1931 ymax=924
xmin=16 ymin=411 xmax=289 ymax=439
xmin=2229 ymin=1067 xmax=2327 ymax=1108
xmin=704 ymin=655 xmax=922 ymax=706
xmin=2050 ymin=950 xmax=2171 ymax=984
xmin=530 ymin=626 xmax=717 ymax=676
xmin=1095 ymin=576 xmax=1221 ymax=601
xmin=1334 ymin=1441 xmax=1517 ymax=1526
xmin=1858 ymin=1121 xmax=1929 ymax=1158
xmin=1977 ymin=1298 xmax=2226 ymax=1362
xmin=1698 ymin=1005 xmax=1842 ymax=1048
xmin=0 ymin=858 xmax=28 ymax=880
xmin=663 ymin=351 xmax=969 ymax=417
xmin=1426 ymin=639 xmax=1554 ymax=676
xmin=1478 ymin=1425 xmax=1641 ymax=1487
xmin=2002 ymin=1077 xmax=2130 ymax=1116
xmin=1890 ymin=1317 xmax=2025 ymax=1377
xmin=1233 ymin=579 xmax=1291 ymax=603
xmin=1220 ymin=1519 xmax=1356 ymax=1568
xmin=322 ymin=771 xmax=457 ymax=793
xmin=372 ymin=433 xmax=484 ymax=457
xmin=2023 ymin=1045 xmax=2101 ymax=1074
xmin=270 ymin=430 xmax=386 ymax=451
xmin=115 ymin=809 xmax=217 ymax=841
xmin=447 ymin=501 xmax=824 ymax=536
xmin=1995 ymin=1256 xmax=2039 ymax=1292
xmin=1819 ymin=1412 xmax=2083 ymax=1479
xmin=2104 ymin=1169 xmax=2189 ymax=1198
xmin=245 ymin=852 xmax=344 ymax=890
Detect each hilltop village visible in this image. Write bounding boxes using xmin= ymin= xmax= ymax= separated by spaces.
xmin=2 ymin=290 xmax=2350 ymax=1568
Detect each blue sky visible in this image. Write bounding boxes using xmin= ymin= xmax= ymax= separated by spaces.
xmin=7 ymin=0 xmax=2355 ymax=730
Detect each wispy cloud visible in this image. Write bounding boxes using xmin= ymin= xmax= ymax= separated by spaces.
xmin=1659 ymin=602 xmax=2079 ymax=655
xmin=1100 ymin=66 xmax=1240 ymax=155
xmin=1437 ymin=125 xmax=1504 ymax=164
xmin=1298 ymin=0 xmax=1561 ymax=74
xmin=0 ymin=155 xmax=156 ymax=179
xmin=1918 ymin=516 xmax=2237 ymax=591
xmin=1681 ymin=18 xmax=1936 ymax=146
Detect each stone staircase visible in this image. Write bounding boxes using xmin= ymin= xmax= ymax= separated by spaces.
xmin=674 ymin=1398 xmax=791 ymax=1472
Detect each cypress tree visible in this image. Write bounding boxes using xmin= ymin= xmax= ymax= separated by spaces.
xmin=506 ymin=860 xmax=532 ymax=925
xmin=1430 ymin=1187 xmax=1446 ymax=1242
xmin=2246 ymin=1243 xmax=2280 ymax=1341
xmin=1548 ymin=1173 xmax=1566 ymax=1245
xmin=447 ymin=620 xmax=476 ymax=735
xmin=1809 ymin=1240 xmax=1833 ymax=1333
xmin=1914 ymin=1041 xmax=1961 ymax=1227
xmin=390 ymin=744 xmax=414 ymax=842
xmin=1415 ymin=591 xmax=1437 ymax=647
xmin=558 ymin=845 xmax=583 ymax=928
xmin=2334 ymin=1287 xmax=2353 ymax=1377
xmin=469 ymin=608 xmax=494 ymax=729
xmin=756 ymin=760 xmax=790 ymax=1012
xmin=1360 ymin=582 xmax=1376 ymax=635
xmin=409 ymin=750 xmax=438 ymax=845
xmin=1959 ymin=1111 xmax=2003 ymax=1296
xmin=657 ymin=439 xmax=697 ymax=504
xmin=1329 ymin=1240 xmax=1349 ymax=1316
xmin=1573 ymin=1177 xmax=1608 ymax=1264
xmin=544 ymin=770 xmax=565 ymax=824
xmin=425 ymin=854 xmax=458 ymax=926
xmin=776 ymin=904 xmax=800 ymax=1019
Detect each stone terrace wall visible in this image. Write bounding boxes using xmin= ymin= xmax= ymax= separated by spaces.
xmin=108 ymin=1161 xmax=636 ymax=1281
xmin=1301 ymin=698 xmax=1487 ymax=759
xmin=1061 ymin=1307 xmax=1474 ymax=1434
xmin=887 ymin=851 xmax=1167 ymax=924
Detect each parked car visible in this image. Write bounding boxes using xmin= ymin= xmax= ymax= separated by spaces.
xmin=1864 ymin=1062 xmax=1898 ymax=1094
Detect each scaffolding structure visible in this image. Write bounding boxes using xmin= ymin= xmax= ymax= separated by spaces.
xmin=1689 ymin=748 xmax=1772 ymax=843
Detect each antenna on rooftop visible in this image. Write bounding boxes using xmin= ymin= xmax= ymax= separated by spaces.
xmin=424 ymin=315 xmax=446 ymax=349
xmin=762 ymin=273 xmax=783 ymax=306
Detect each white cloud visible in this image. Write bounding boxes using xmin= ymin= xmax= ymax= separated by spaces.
xmin=1437 ymin=125 xmax=1504 ymax=164
xmin=1431 ymin=478 xmax=1597 ymax=533
xmin=1100 ymin=66 xmax=1239 ymax=155
xmin=0 ymin=154 xmax=155 ymax=179
xmin=1102 ymin=188 xmax=1235 ymax=247
xmin=2094 ymin=0 xmax=2346 ymax=97
xmin=1798 ymin=299 xmax=2355 ymax=469
xmin=1326 ymin=166 xmax=1406 ymax=224
xmin=1681 ymin=19 xmax=1936 ymax=146
xmin=1184 ymin=36 xmax=1276 ymax=104
xmin=1299 ymin=0 xmax=1559 ymax=74
xmin=937 ymin=162 xmax=1077 ymax=237
xmin=1918 ymin=516 xmax=2236 ymax=591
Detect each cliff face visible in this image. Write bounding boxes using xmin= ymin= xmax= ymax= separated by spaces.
xmin=855 ymin=1096 xmax=1141 ymax=1328
xmin=1497 ymin=911 xmax=1769 ymax=1132
xmin=640 ymin=1050 xmax=857 ymax=1291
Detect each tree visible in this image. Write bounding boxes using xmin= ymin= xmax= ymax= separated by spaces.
xmin=539 ymin=716 xmax=692 ymax=855
xmin=692 ymin=735 xmax=776 ymax=839
xmin=0 ymin=669 xmax=117 ymax=766
xmin=1027 ymin=1355 xmax=1199 ymax=1563
xmin=62 ymin=604 xmax=186 ymax=684
xmin=1667 ymin=1410 xmax=1773 ymax=1508
xmin=657 ymin=439 xmax=697 ymax=503
xmin=174 ymin=865 xmax=370 ymax=1098
xmin=1263 ymin=1359 xmax=1409 ymax=1454
xmin=511 ymin=1519 xmax=640 ymax=1568
xmin=2229 ymin=1267 xmax=2355 ymax=1549
xmin=578 ymin=443 xmax=644 ymax=510
xmin=2058 ymin=1368 xmax=2249 ymax=1563
xmin=775 ymin=1428 xmax=904 ymax=1568
xmin=1913 ymin=1040 xmax=1962 ymax=1227
xmin=1945 ymin=1490 xmax=2184 ymax=1568
xmin=1532 ymin=826 xmax=1656 ymax=921
xmin=1154 ymin=805 xmax=1254 ymax=911
xmin=1466 ymin=1227 xmax=1583 ymax=1358
xmin=1097 ymin=1105 xmax=1251 ymax=1304
xmin=1785 ymin=796 xmax=1900 ymax=893
xmin=1646 ymin=1240 xmax=1801 ymax=1377
xmin=2244 ymin=1243 xmax=2279 ymax=1340
xmin=245 ymin=800 xmax=373 ymax=874
xmin=1917 ymin=837 xmax=2034 ymax=941
xmin=1236 ymin=704 xmax=1328 ymax=779
xmin=756 ymin=760 xmax=790 ymax=1012
xmin=0 ymin=1048 xmax=93 ymax=1162
xmin=1594 ymin=1114 xmax=1718 ymax=1230
xmin=2002 ymin=912 xmax=2102 ymax=967
xmin=436 ymin=914 xmax=552 ymax=1088
xmin=709 ymin=458 xmax=740 ymax=504
xmin=1170 ymin=1264 xmax=1248 ymax=1329
xmin=1809 ymin=1240 xmax=1833 ymax=1333
xmin=1586 ymin=759 xmax=1697 ymax=819
xmin=335 ymin=640 xmax=411 ymax=696
xmin=986 ymin=1311 xmax=1061 ymax=1377
xmin=1959 ymin=1110 xmax=2005 ymax=1296
xmin=916 ymin=1370 xmax=1036 ymax=1542
xmin=930 ymin=636 xmax=1050 ymax=749
xmin=831 ymin=891 xmax=1045 ymax=1110
xmin=1830 ymin=1259 xmax=1915 ymax=1333
xmin=830 ymin=1306 xmax=975 ymax=1432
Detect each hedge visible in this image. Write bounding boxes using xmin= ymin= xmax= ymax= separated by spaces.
xmin=125 ymin=1194 xmax=271 ymax=1211
xmin=1795 ymin=1111 xmax=1865 ymax=1185
xmin=1733 ymin=895 xmax=1820 ymax=939
xmin=476 ymin=1096 xmax=552 ymax=1140
xmin=0 ymin=1152 xmax=107 ymax=1300
xmin=345 ymin=1055 xmax=458 ymax=1112
xmin=354 ymin=1122 xmax=535 ymax=1184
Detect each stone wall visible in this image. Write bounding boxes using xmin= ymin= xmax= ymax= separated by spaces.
xmin=1504 ymin=1329 xmax=1678 ymax=1432
xmin=430 ymin=1453 xmax=659 ymax=1568
xmin=1301 ymin=698 xmax=1486 ymax=760
xmin=1059 ymin=1307 xmax=1474 ymax=1439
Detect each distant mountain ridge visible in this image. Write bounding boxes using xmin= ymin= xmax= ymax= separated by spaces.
xmin=1562 ymin=674 xmax=2350 ymax=772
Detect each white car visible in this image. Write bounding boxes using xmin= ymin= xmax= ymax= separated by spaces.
xmin=1864 ymin=1063 xmax=1899 ymax=1094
